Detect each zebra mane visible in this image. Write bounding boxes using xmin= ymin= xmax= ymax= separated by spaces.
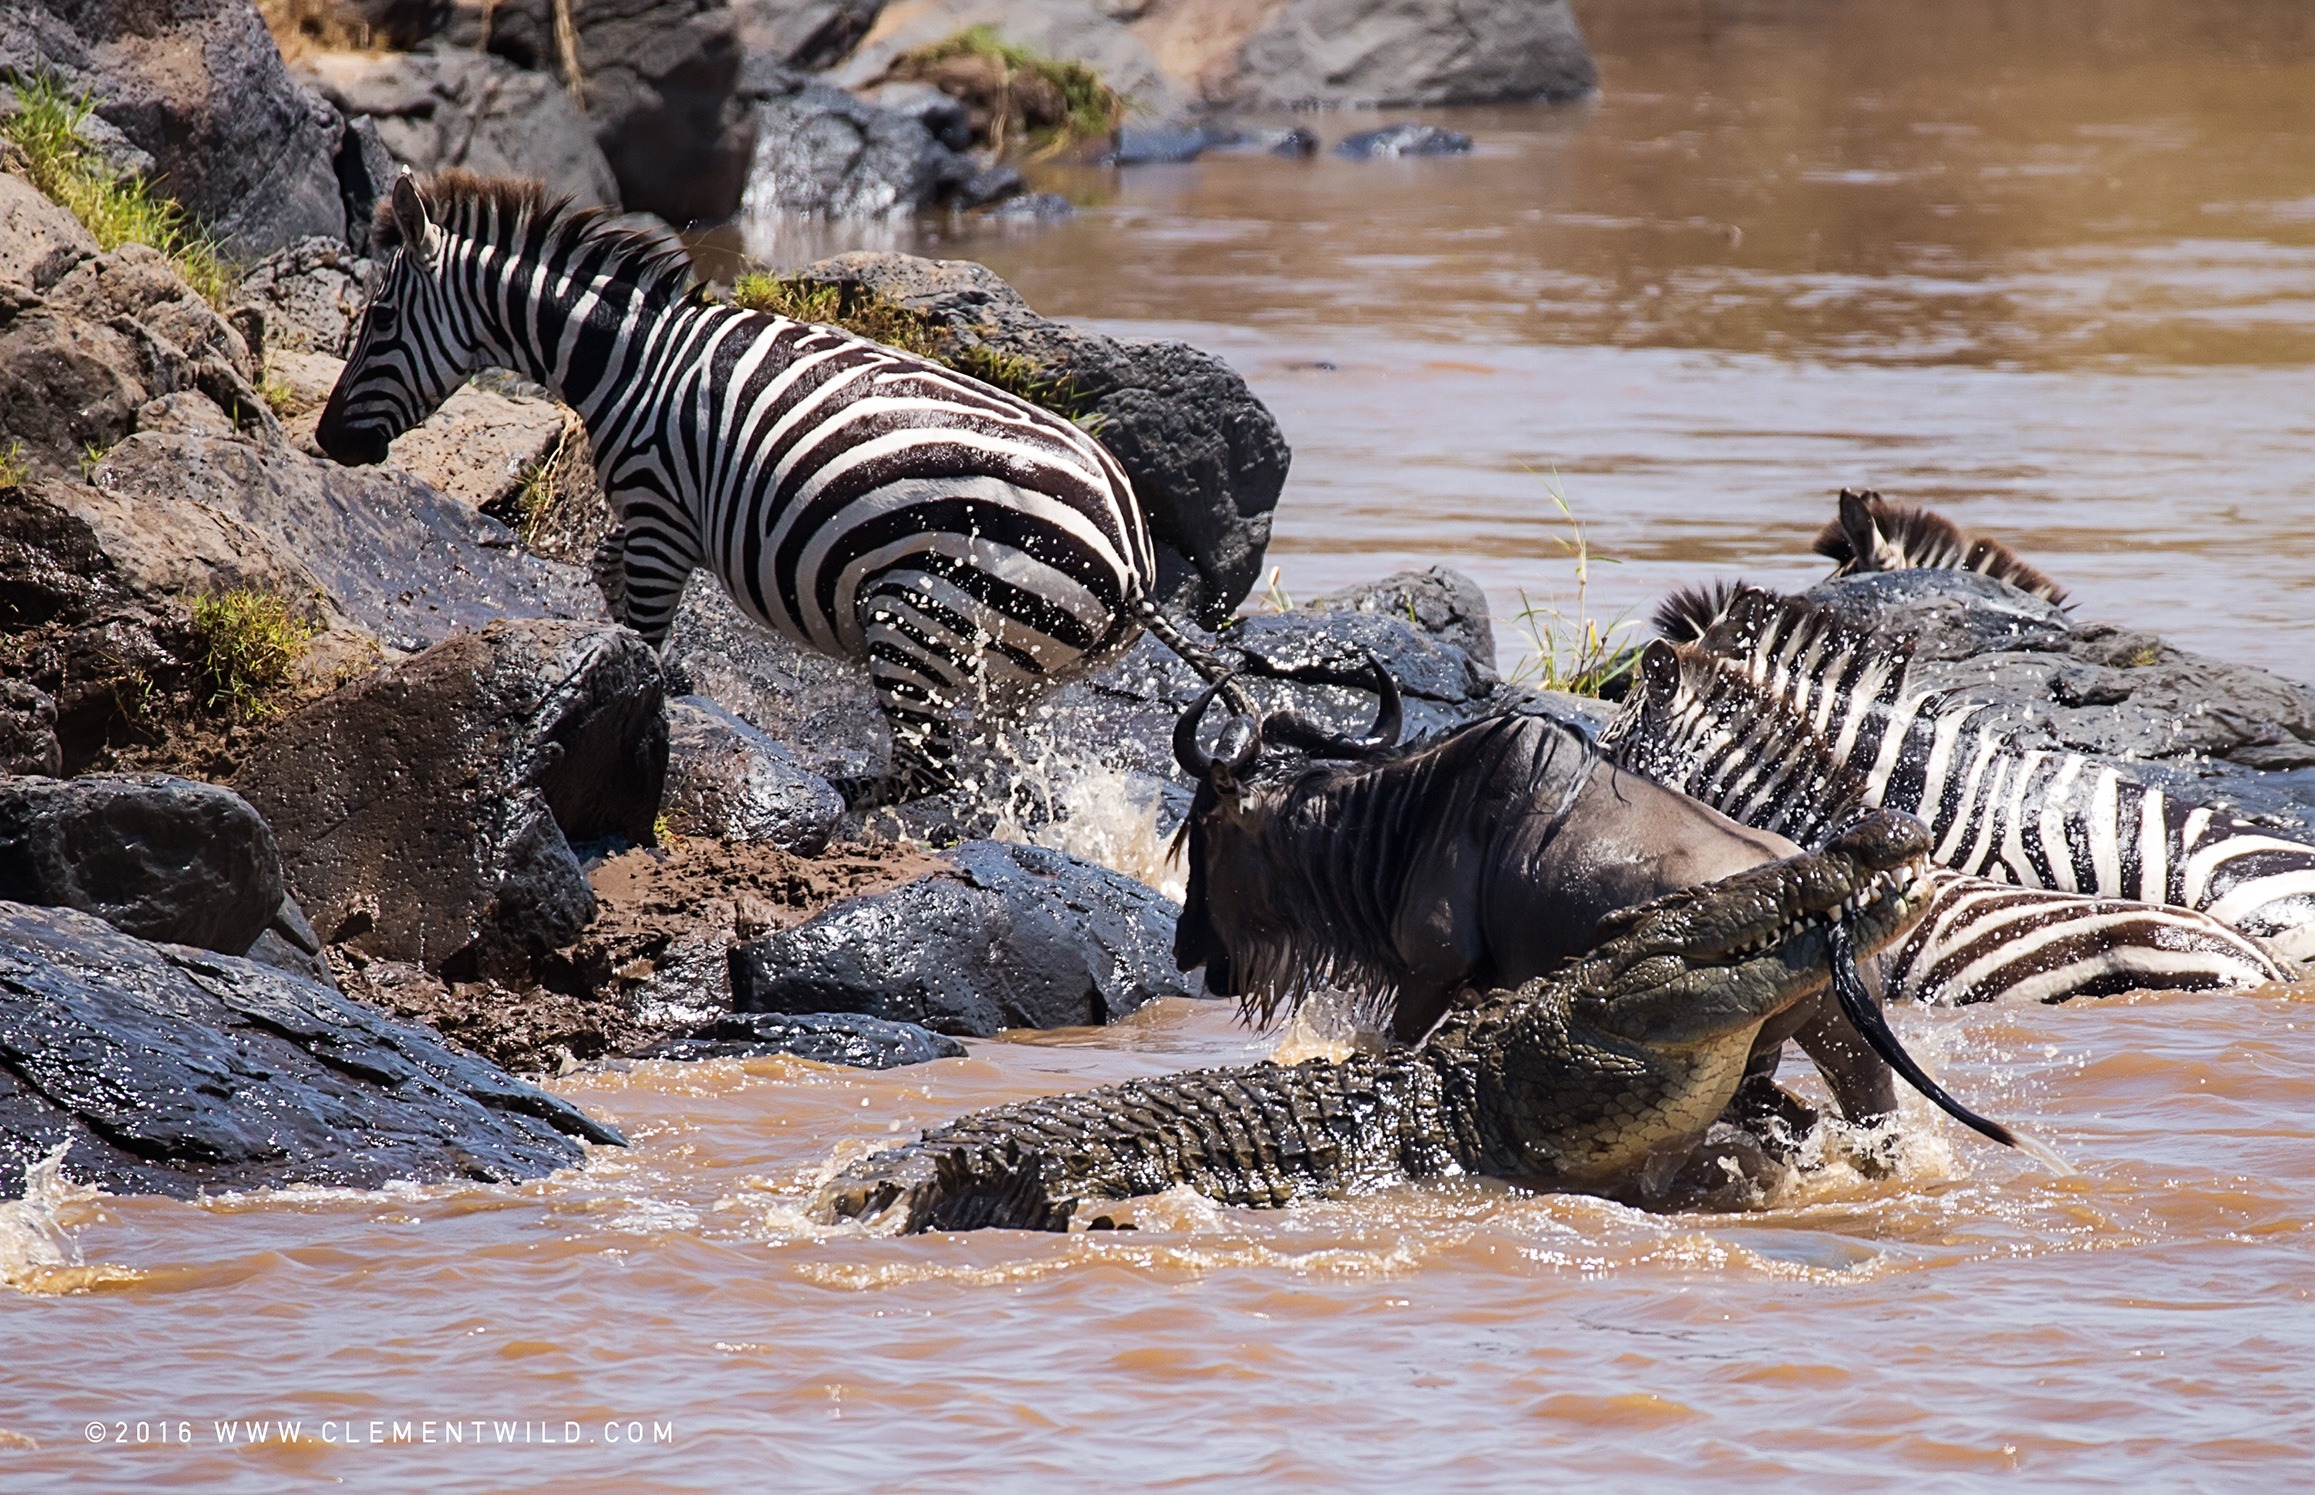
xmin=1602 ymin=638 xmax=1872 ymax=845
xmin=376 ymin=170 xmax=700 ymax=302
xmin=1813 ymin=489 xmax=2069 ymax=605
xmin=1651 ymin=579 xmax=1750 ymax=642
xmin=1692 ymin=583 xmax=1910 ymax=685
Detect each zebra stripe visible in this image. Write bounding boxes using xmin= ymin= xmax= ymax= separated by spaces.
xmin=317 ymin=174 xmax=1161 ymax=803
xmin=1682 ymin=587 xmax=2315 ymax=961
xmin=1602 ymin=634 xmax=2298 ymax=1002
xmin=1884 ymin=869 xmax=2282 ymax=1005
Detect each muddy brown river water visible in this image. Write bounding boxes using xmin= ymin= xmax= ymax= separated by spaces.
xmin=9 ymin=2 xmax=2315 ymax=1487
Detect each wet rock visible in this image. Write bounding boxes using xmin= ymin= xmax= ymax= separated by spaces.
xmin=735 ymin=0 xmax=888 ymax=71
xmin=301 ymin=49 xmax=624 ymax=210
xmin=244 ymin=893 xmax=336 ymax=988
xmin=385 ymin=383 xmax=574 ymax=514
xmin=235 ymin=619 xmax=668 ymax=979
xmin=633 ymin=1009 xmax=964 ymax=1066
xmin=445 ymin=0 xmax=755 ymax=226
xmin=1309 ymin=565 xmax=1496 ymax=671
xmin=662 ymin=695 xmax=845 ymax=852
xmin=91 ymin=433 xmax=605 ymax=652
xmin=0 ymin=901 xmax=620 ymax=1201
xmin=229 ymin=237 xmax=376 ymax=359
xmin=0 ymin=0 xmax=351 ymax=256
xmin=739 ymin=64 xmax=980 ymax=217
xmin=1106 ymin=122 xmax=1222 ymax=164
xmin=857 ymin=77 xmax=973 ymax=149
xmin=0 ymin=681 xmax=60 ymax=775
xmin=779 ymin=251 xmax=1288 ymax=624
xmin=661 ymin=581 xmax=888 ymax=783
xmin=1332 ymin=123 xmax=1471 ymax=159
xmin=972 ymin=189 xmax=1072 ymax=220
xmin=0 ymin=773 xmax=282 ymax=953
xmin=1807 ymin=570 xmax=2315 ymax=830
xmin=1154 ymin=0 xmax=1596 ymax=111
xmin=731 ymin=838 xmax=1199 ymax=1034
xmin=1205 ymin=124 xmax=1318 ymax=157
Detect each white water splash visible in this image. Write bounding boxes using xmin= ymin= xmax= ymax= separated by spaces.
xmin=0 ymin=1144 xmax=129 ymax=1294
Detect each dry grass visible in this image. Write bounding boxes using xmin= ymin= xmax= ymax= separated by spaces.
xmin=884 ymin=25 xmax=1125 ymax=160
xmin=0 ymin=76 xmax=234 ymax=308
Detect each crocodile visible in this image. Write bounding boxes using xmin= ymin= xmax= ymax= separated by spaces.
xmin=822 ymin=809 xmax=1999 ymax=1234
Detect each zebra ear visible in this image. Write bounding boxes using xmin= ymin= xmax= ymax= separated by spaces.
xmin=1639 ymin=639 xmax=1681 ymax=700
xmin=390 ymin=174 xmax=433 ymax=256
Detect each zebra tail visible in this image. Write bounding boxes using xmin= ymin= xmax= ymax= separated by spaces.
xmin=1134 ymin=598 xmax=1256 ymax=716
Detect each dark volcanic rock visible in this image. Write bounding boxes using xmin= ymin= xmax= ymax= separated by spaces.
xmin=235 ymin=620 xmax=668 ymax=979
xmin=0 ymin=772 xmax=282 ymax=954
xmin=0 ymin=0 xmax=350 ymax=256
xmin=781 ymin=251 xmax=1288 ymax=626
xmin=1305 ymin=565 xmax=1498 ymax=672
xmin=0 ymin=901 xmax=621 ymax=1201
xmin=92 ymin=433 xmax=606 ymax=652
xmin=1226 ymin=0 xmax=1596 ymax=109
xmin=734 ymin=0 xmax=886 ymax=71
xmin=302 ymin=49 xmax=623 ymax=210
xmin=730 ymin=839 xmax=1200 ymax=1035
xmin=228 ymin=236 xmax=376 ymax=358
xmin=0 ymin=680 xmax=61 ymax=775
xmin=662 ymin=695 xmax=845 ymax=852
xmin=633 ymin=1009 xmax=964 ymax=1067
xmin=445 ymin=0 xmax=755 ymax=226
xmin=1807 ymin=570 xmax=2315 ymax=831
xmin=738 ymin=64 xmax=979 ymax=217
xmin=661 ymin=581 xmax=887 ymax=783
xmin=1332 ymin=123 xmax=1471 ymax=159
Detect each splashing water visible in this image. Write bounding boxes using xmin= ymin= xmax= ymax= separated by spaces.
xmin=0 ymin=1146 xmax=136 ymax=1295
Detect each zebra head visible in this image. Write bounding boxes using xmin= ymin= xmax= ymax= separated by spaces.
xmin=315 ymin=175 xmax=482 ymax=466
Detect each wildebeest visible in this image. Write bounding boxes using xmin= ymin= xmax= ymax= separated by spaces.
xmin=1168 ymin=666 xmax=1908 ymax=1128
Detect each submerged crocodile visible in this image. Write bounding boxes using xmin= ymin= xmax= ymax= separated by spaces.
xmin=823 ymin=811 xmax=1987 ymax=1234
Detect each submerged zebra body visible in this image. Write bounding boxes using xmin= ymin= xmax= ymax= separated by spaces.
xmin=1670 ymin=588 xmax=2315 ymax=959
xmin=316 ymin=173 xmax=1162 ymax=806
xmin=1602 ymin=629 xmax=2290 ymax=1000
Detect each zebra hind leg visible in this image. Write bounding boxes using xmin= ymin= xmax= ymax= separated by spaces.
xmin=835 ymin=582 xmax=980 ymax=811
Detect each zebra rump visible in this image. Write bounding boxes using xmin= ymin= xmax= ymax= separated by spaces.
xmin=1603 ymin=629 xmax=2295 ymax=1000
xmin=1813 ymin=489 xmax=2069 ymax=605
xmin=1674 ymin=585 xmax=2315 ymax=960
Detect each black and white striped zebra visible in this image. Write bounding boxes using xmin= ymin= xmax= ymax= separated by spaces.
xmin=1600 ymin=634 xmax=2288 ymax=1000
xmin=1813 ymin=490 xmax=2068 ymax=605
xmin=316 ymin=172 xmax=1204 ymax=807
xmin=1632 ymin=584 xmax=2315 ymax=962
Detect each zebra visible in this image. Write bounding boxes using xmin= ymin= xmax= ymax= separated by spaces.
xmin=1601 ymin=632 xmax=2287 ymax=1001
xmin=314 ymin=171 xmax=1227 ymax=807
xmin=1625 ymin=584 xmax=2315 ymax=963
xmin=1813 ymin=490 xmax=2068 ymax=605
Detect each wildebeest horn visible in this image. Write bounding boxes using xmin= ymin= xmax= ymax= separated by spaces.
xmin=1174 ymin=674 xmax=1262 ymax=784
xmin=1260 ymin=653 xmax=1403 ymax=759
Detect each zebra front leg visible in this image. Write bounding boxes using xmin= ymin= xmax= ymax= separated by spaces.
xmin=598 ymin=492 xmax=699 ymax=647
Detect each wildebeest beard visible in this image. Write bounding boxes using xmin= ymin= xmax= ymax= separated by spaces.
xmin=1174 ymin=714 xmax=1603 ymax=1032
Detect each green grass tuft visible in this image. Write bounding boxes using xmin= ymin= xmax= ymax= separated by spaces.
xmin=0 ymin=75 xmax=235 ymax=308
xmin=1503 ymin=481 xmax=1642 ymax=699
xmin=0 ymin=439 xmax=27 ymax=489
xmin=729 ymin=272 xmax=1094 ymax=419
xmin=189 ymin=588 xmax=312 ymax=715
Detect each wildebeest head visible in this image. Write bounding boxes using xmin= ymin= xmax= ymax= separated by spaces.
xmin=1170 ymin=659 xmax=1402 ymax=1004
